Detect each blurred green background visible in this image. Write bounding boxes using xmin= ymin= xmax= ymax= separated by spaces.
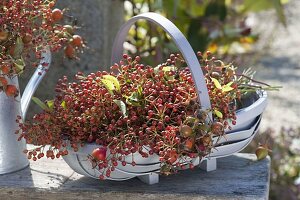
xmin=123 ymin=0 xmax=287 ymax=65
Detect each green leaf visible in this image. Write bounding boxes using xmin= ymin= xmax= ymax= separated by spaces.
xmin=222 ymin=85 xmax=234 ymax=92
xmin=242 ymin=0 xmax=273 ymax=12
xmin=205 ymin=0 xmax=227 ymax=21
xmin=187 ymin=19 xmax=209 ymax=52
xmin=137 ymin=85 xmax=143 ymax=96
xmin=214 ymin=109 xmax=223 ymax=118
xmin=162 ymin=66 xmax=175 ymax=72
xmin=13 ymin=57 xmax=25 ymax=74
xmin=125 ymin=92 xmax=141 ymax=106
xmin=199 ymin=124 xmax=210 ymax=132
xmin=182 ymin=0 xmax=207 ymax=17
xmin=162 ymin=0 xmax=179 ymax=17
xmin=154 ymin=65 xmax=160 ymax=74
xmin=222 ymin=82 xmax=234 ymax=92
xmin=242 ymin=0 xmax=286 ymax=26
xmin=225 ymin=82 xmax=233 ymax=87
xmin=46 ymin=100 xmax=54 ymax=111
xmin=271 ymin=0 xmax=286 ymax=26
xmin=61 ymin=101 xmax=67 ymax=109
xmin=32 ymin=97 xmax=51 ymax=112
xmin=113 ymin=100 xmax=127 ymax=117
xmin=13 ymin=37 xmax=24 ymax=58
xmin=160 ymin=65 xmax=176 ymax=80
xmin=101 ymin=79 xmax=115 ymax=95
xmin=102 ymin=75 xmax=120 ymax=91
xmin=211 ymin=77 xmax=222 ymax=89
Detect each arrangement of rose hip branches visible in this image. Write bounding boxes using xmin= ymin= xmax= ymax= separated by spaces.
xmin=17 ymin=51 xmax=278 ymax=178
xmin=0 ymin=0 xmax=84 ymax=97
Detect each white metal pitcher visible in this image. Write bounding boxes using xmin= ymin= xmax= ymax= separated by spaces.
xmin=0 ymin=48 xmax=51 ymax=174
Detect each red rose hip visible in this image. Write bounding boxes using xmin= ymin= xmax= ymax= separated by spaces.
xmin=91 ymin=147 xmax=107 ymax=161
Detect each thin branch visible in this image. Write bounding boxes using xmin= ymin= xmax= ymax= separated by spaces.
xmin=236 ymin=74 xmax=271 ymax=87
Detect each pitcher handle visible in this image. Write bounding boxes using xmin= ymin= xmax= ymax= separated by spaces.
xmin=21 ymin=47 xmax=51 ymax=120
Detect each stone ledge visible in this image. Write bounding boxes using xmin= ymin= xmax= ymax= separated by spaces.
xmin=0 ymin=153 xmax=270 ymax=200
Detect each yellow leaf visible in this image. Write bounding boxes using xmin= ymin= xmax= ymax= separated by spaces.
xmin=162 ymin=66 xmax=175 ymax=72
xmin=221 ymin=82 xmax=234 ymax=92
xmin=101 ymin=79 xmax=115 ymax=95
xmin=208 ymin=43 xmax=218 ymax=54
xmin=222 ymin=85 xmax=234 ymax=92
xmin=47 ymin=100 xmax=54 ymax=110
xmin=214 ymin=109 xmax=223 ymax=118
xmin=102 ymin=75 xmax=120 ymax=91
xmin=61 ymin=101 xmax=67 ymax=109
xmin=211 ymin=77 xmax=222 ymax=89
xmin=225 ymin=82 xmax=233 ymax=87
xmin=240 ymin=37 xmax=254 ymax=44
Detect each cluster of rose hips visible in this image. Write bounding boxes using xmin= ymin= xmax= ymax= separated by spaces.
xmin=197 ymin=51 xmax=239 ymax=129
xmin=0 ymin=0 xmax=84 ymax=97
xmin=18 ymin=51 xmax=251 ymax=178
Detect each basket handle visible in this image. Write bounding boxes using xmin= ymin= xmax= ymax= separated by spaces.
xmin=111 ymin=12 xmax=212 ymax=115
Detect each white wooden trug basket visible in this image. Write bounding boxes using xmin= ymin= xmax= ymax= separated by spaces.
xmin=62 ymin=12 xmax=267 ymax=185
